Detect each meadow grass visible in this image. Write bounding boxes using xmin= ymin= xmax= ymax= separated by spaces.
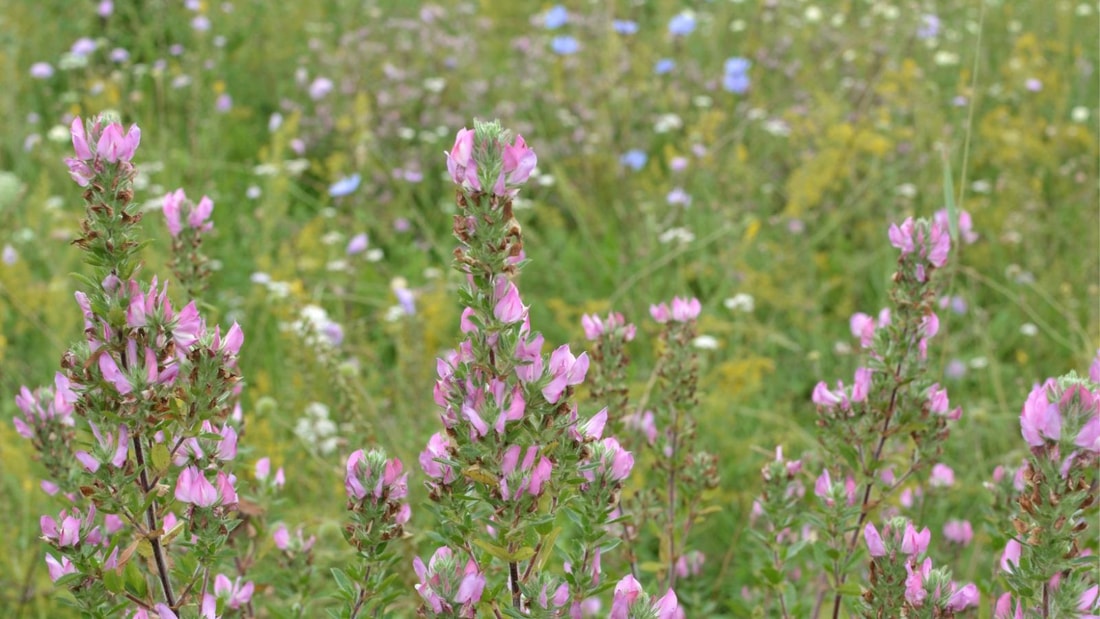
xmin=0 ymin=0 xmax=1096 ymax=616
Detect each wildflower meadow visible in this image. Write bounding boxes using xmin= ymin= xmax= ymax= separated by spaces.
xmin=1 ymin=1 xmax=1097 ymax=618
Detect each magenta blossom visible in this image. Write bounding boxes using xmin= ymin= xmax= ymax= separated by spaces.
xmin=175 ymin=466 xmax=218 ymax=507
xmin=542 ymin=345 xmax=589 ymax=403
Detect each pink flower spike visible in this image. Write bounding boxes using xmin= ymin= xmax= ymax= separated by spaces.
xmin=610 ymin=574 xmax=643 ymax=619
xmin=345 ymin=449 xmax=367 ymax=500
xmin=649 ymin=302 xmax=670 ymax=323
xmin=96 ymin=123 xmax=126 ymax=162
xmin=70 ymin=118 xmax=93 ymax=159
xmin=864 ymin=523 xmax=886 ymax=556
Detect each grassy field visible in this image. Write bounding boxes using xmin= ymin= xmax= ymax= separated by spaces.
xmin=0 ymin=0 xmax=1097 ymax=616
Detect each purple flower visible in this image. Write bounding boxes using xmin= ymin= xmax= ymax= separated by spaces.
xmin=109 ymin=48 xmax=130 ymax=63
xmin=308 ymin=77 xmax=334 ymax=100
xmin=917 ymin=14 xmax=940 ymax=39
xmin=175 ymin=466 xmax=218 ymax=507
xmin=864 ymin=523 xmax=886 ymax=556
xmin=1025 ymin=78 xmax=1042 ymax=92
xmin=654 ymin=58 xmax=676 ymax=75
xmin=551 ymin=36 xmax=579 ymax=55
xmin=71 ymin=37 xmax=97 ymax=57
xmin=666 ymin=187 xmax=692 ymax=206
xmin=29 ymin=62 xmax=54 ymax=79
xmin=346 ymin=233 xmax=369 ymax=255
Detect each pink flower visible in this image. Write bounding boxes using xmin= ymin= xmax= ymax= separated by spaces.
xmin=670 ymin=296 xmax=701 ymax=322
xmin=651 ymin=589 xmax=679 ymax=618
xmin=812 ymin=381 xmax=844 ymax=408
xmin=927 ymin=220 xmax=951 ymax=267
xmin=493 ymin=280 xmax=527 ymax=324
xmin=96 ymin=122 xmax=138 ymax=163
xmin=649 ymin=303 xmax=671 ymax=323
xmin=610 ymin=575 xmax=643 ymax=619
xmin=420 ymin=432 xmax=456 ymax=483
xmin=175 ymin=466 xmax=218 ymax=507
xmin=942 ymin=520 xmax=973 ymax=546
xmin=1076 ymin=413 xmax=1100 ymax=453
xmin=493 ymin=134 xmax=538 ymax=195
xmin=188 ymin=195 xmax=214 ymax=231
xmin=214 ymin=573 xmax=254 ymax=609
xmin=851 ymin=367 xmax=872 ymax=402
xmin=945 ymin=583 xmax=979 ymax=611
xmin=864 ymin=523 xmax=886 ymax=557
xmin=163 ymin=189 xmax=185 ymax=237
xmin=1000 ymin=539 xmax=1022 ymax=572
xmin=904 ymin=558 xmax=930 ymax=606
xmin=888 ymin=218 xmax=916 ymax=255
xmin=98 ymin=352 xmax=132 ymax=394
xmin=70 ymin=117 xmax=93 ymax=160
xmin=45 ymin=553 xmax=76 ymax=582
xmin=446 ymin=127 xmax=480 ymax=191
xmin=900 ymin=523 xmax=931 ymax=555
xmin=929 ymin=463 xmax=955 ymax=487
xmin=814 ymin=469 xmax=833 ymax=505
xmin=542 ymin=345 xmax=589 ymax=403
xmin=1020 ymin=383 xmax=1061 ymax=447
xmin=272 ymin=524 xmax=290 ymax=550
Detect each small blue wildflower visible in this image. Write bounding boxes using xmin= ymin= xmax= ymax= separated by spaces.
xmin=612 ymin=19 xmax=638 ymax=35
xmin=722 ymin=73 xmax=750 ymax=94
xmin=551 ymin=35 xmax=580 ymax=55
xmin=654 ymin=58 xmax=676 ymax=75
xmin=917 ymin=14 xmax=940 ymax=40
xmin=329 ymin=173 xmax=361 ymax=197
xmin=668 ymin=12 xmax=696 ymax=36
xmin=619 ymin=150 xmax=647 ymax=171
xmin=544 ymin=5 xmax=568 ymax=29
xmin=722 ymin=56 xmax=751 ymax=94
xmin=724 ymin=57 xmax=751 ymax=75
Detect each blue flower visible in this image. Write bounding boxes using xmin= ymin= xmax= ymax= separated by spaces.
xmin=612 ymin=19 xmax=638 ymax=35
xmin=722 ymin=73 xmax=750 ymax=94
xmin=619 ymin=150 xmax=647 ymax=171
xmin=544 ymin=5 xmax=568 ymax=29
xmin=722 ymin=56 xmax=751 ymax=94
xmin=551 ymin=36 xmax=580 ymax=55
xmin=329 ymin=173 xmax=361 ymax=197
xmin=724 ymin=57 xmax=751 ymax=75
xmin=654 ymin=58 xmax=676 ymax=75
xmin=668 ymin=12 xmax=696 ymax=36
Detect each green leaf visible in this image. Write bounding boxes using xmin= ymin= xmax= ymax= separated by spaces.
xmin=330 ymin=567 xmax=354 ymax=594
xmin=102 ymin=565 xmax=124 ymax=593
xmin=532 ymin=527 xmax=562 ymax=572
xmin=150 ymin=442 xmax=171 ymax=476
xmin=123 ymin=560 xmax=147 ymax=598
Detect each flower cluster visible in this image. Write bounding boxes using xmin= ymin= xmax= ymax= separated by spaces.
xmin=862 ymin=517 xmax=979 ymax=615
